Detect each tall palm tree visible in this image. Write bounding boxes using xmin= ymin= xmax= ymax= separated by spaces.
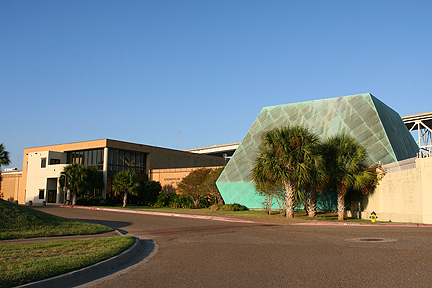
xmin=252 ymin=126 xmax=322 ymax=218
xmin=112 ymin=171 xmax=139 ymax=207
xmin=0 ymin=143 xmax=11 ymax=193
xmin=322 ymin=134 xmax=378 ymax=221
xmin=63 ymin=163 xmax=85 ymax=205
xmin=0 ymin=143 xmax=10 ymax=168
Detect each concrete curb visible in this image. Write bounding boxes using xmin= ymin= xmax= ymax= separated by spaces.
xmin=17 ymin=234 xmax=149 ymax=288
xmin=59 ymin=206 xmax=432 ymax=227
xmin=293 ymin=221 xmax=432 ymax=227
xmin=60 ymin=205 xmax=256 ymax=223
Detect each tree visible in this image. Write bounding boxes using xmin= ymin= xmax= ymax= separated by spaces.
xmin=112 ymin=171 xmax=139 ymax=207
xmin=177 ymin=168 xmax=212 ymax=208
xmin=62 ymin=163 xmax=86 ymax=205
xmin=0 ymin=143 xmax=11 ymax=196
xmin=138 ymin=180 xmax=162 ymax=206
xmin=321 ymin=134 xmax=378 ymax=221
xmin=0 ymin=143 xmax=10 ymax=168
xmin=304 ymin=142 xmax=328 ymax=217
xmin=252 ymin=126 xmax=323 ymax=218
xmin=252 ymin=173 xmax=284 ymax=215
xmin=82 ymin=166 xmax=104 ymax=197
xmin=201 ymin=167 xmax=224 ymax=205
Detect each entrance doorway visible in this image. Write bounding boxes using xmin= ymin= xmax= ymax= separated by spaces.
xmin=48 ymin=190 xmax=57 ymax=203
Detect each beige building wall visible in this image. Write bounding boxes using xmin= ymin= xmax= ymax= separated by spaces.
xmin=362 ymin=157 xmax=432 ymax=224
xmin=0 ymin=171 xmax=23 ymax=202
xmin=17 ymin=139 xmax=225 ymax=204
xmin=150 ymin=166 xmax=223 ymax=191
xmin=25 ymin=151 xmax=67 ymax=204
xmin=20 ymin=139 xmax=108 ymax=204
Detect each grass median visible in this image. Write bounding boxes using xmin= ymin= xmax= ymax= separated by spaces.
xmin=0 ymin=199 xmax=112 ymax=240
xmin=95 ymin=205 xmax=374 ymax=222
xmin=0 ymin=236 xmax=135 ymax=288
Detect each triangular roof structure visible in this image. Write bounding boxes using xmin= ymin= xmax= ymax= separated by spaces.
xmin=216 ymin=93 xmax=418 ymax=208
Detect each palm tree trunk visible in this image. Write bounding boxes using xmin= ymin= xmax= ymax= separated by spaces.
xmin=123 ymin=193 xmax=127 ymax=207
xmin=72 ymin=191 xmax=77 ymax=206
xmin=266 ymin=194 xmax=272 ymax=215
xmin=308 ymin=190 xmax=317 ymax=217
xmin=337 ymin=191 xmax=345 ymax=221
xmin=285 ymin=182 xmax=295 ymax=218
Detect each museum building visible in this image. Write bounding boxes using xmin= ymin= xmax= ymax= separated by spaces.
xmin=1 ymin=139 xmax=225 ymax=204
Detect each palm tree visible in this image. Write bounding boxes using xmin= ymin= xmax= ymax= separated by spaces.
xmin=322 ymin=134 xmax=378 ymax=221
xmin=305 ymin=143 xmax=329 ymax=217
xmin=0 ymin=143 xmax=11 ymax=194
xmin=63 ymin=163 xmax=85 ymax=205
xmin=252 ymin=126 xmax=322 ymax=218
xmin=112 ymin=171 xmax=139 ymax=207
xmin=0 ymin=143 xmax=10 ymax=168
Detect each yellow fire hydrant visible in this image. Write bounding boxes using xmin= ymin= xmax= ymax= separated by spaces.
xmin=370 ymin=211 xmax=378 ymax=223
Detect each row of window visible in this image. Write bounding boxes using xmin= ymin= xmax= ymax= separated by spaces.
xmin=39 ymin=148 xmax=147 ymax=175
xmin=67 ymin=149 xmax=104 ymax=170
xmin=107 ymin=148 xmax=147 ymax=174
xmin=40 ymin=158 xmax=61 ymax=168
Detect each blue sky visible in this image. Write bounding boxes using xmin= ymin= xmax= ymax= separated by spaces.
xmin=1 ymin=1 xmax=431 ymax=170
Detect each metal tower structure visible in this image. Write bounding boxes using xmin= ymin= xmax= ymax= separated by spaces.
xmin=402 ymin=112 xmax=432 ymax=157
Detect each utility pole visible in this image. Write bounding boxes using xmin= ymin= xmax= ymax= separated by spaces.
xmin=176 ymin=131 xmax=181 ymax=149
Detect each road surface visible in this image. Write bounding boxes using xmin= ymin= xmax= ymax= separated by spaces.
xmin=33 ymin=206 xmax=432 ymax=287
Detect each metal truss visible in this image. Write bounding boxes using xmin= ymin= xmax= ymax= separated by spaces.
xmin=403 ymin=112 xmax=432 ymax=158
xmin=409 ymin=121 xmax=432 ymax=157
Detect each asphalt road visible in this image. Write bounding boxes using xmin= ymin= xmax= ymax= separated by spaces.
xmin=33 ymin=206 xmax=432 ymax=288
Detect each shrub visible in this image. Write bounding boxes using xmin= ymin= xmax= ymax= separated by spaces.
xmin=138 ymin=181 xmax=162 ymax=206
xmin=75 ymin=196 xmax=116 ymax=206
xmin=153 ymin=192 xmax=195 ymax=208
xmin=209 ymin=203 xmax=247 ymax=211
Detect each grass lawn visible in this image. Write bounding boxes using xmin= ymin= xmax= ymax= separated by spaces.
xmin=97 ymin=205 xmax=375 ymax=222
xmin=0 ymin=236 xmax=135 ymax=288
xmin=0 ymin=199 xmax=112 ymax=240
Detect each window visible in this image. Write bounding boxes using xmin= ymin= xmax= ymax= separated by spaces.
xmin=107 ymin=148 xmax=147 ymax=174
xmin=39 ymin=189 xmax=45 ymax=199
xmin=49 ymin=158 xmax=60 ymax=165
xmin=66 ymin=148 xmax=104 ymax=170
xmin=41 ymin=158 xmax=46 ymax=168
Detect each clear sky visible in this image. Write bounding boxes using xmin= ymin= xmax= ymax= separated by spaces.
xmin=1 ymin=0 xmax=431 ymax=170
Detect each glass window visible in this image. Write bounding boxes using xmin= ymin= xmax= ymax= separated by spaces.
xmin=66 ymin=149 xmax=104 ymax=170
xmin=41 ymin=158 xmax=46 ymax=168
xmin=49 ymin=159 xmax=60 ymax=165
xmin=124 ymin=151 xmax=130 ymax=167
xmin=130 ymin=152 xmax=136 ymax=167
xmin=84 ymin=150 xmax=89 ymax=165
xmin=118 ymin=150 xmax=124 ymax=166
xmin=39 ymin=189 xmax=45 ymax=199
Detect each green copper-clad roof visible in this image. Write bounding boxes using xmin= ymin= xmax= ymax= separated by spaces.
xmin=216 ymin=93 xmax=418 ymax=209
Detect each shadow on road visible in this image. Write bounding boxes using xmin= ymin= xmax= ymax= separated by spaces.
xmin=74 ymin=218 xmax=133 ymax=231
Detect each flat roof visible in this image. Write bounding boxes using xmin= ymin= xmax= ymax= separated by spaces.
xmin=184 ymin=142 xmax=240 ymax=154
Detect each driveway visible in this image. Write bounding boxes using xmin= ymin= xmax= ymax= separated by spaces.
xmin=33 ymin=206 xmax=432 ymax=287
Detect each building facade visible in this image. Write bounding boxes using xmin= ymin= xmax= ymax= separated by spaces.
xmin=217 ymin=93 xmax=419 ymax=209
xmin=3 ymin=139 xmax=225 ymax=204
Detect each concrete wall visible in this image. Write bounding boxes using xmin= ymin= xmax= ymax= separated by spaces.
xmin=362 ymin=157 xmax=432 ymax=224
xmin=25 ymin=151 xmax=67 ymax=204
xmin=0 ymin=171 xmax=23 ymax=202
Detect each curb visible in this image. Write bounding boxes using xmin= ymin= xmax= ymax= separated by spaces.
xmin=60 ymin=205 xmax=256 ymax=224
xmin=293 ymin=221 xmax=432 ymax=227
xmin=58 ymin=206 xmax=432 ymax=227
xmin=17 ymin=235 xmax=147 ymax=288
